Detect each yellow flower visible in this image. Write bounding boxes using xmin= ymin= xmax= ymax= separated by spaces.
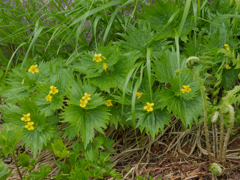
xmin=174 ymin=70 xmax=179 ymax=74
xmin=25 ymin=122 xmax=34 ymax=130
xmin=21 ymin=113 xmax=31 ymax=122
xmin=80 ymin=99 xmax=88 ymax=108
xmin=103 ymin=56 xmax=106 ymax=60
xmin=103 ymin=63 xmax=108 ymax=71
xmin=105 ymin=100 xmax=113 ymax=107
xmin=93 ymin=54 xmax=102 ymax=62
xmin=49 ymin=86 xmax=59 ymax=94
xmin=144 ymin=102 xmax=154 ymax=112
xmin=22 ymin=79 xmax=24 ymax=85
xmin=183 ymin=85 xmax=192 ymax=93
xmin=46 ymin=94 xmax=52 ymax=102
xmin=181 ymin=89 xmax=186 ymax=94
xmin=28 ymin=65 xmax=39 ymax=74
xmin=224 ymin=44 xmax=229 ymax=51
xmin=82 ymin=93 xmax=91 ymax=101
xmin=226 ymin=64 xmax=231 ymax=69
xmin=136 ymin=92 xmax=142 ymax=99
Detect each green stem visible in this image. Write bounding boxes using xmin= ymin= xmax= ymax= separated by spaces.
xmin=222 ymin=104 xmax=235 ymax=166
xmin=192 ymin=69 xmax=212 ymax=163
xmin=219 ymin=108 xmax=224 ymax=160
xmin=12 ymin=150 xmax=22 ymax=180
xmin=139 ymin=129 xmax=146 ymax=148
xmin=211 ymin=111 xmax=219 ymax=159
xmin=66 ymin=158 xmax=72 ymax=170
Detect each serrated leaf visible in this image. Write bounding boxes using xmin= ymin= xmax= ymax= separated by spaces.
xmin=142 ymin=0 xmax=191 ymax=40
xmin=66 ymin=78 xmax=105 ymax=109
xmin=51 ymin=139 xmax=69 ymax=159
xmin=90 ymin=52 xmax=139 ymax=92
xmin=22 ymin=125 xmax=54 ymax=158
xmin=34 ymin=68 xmax=72 ymax=116
xmin=222 ymin=67 xmax=240 ymax=90
xmin=18 ymin=153 xmax=30 ymax=167
xmin=0 ymin=159 xmax=12 ymax=180
xmin=62 ymin=105 xmax=109 ymax=148
xmin=160 ymin=89 xmax=203 ymax=128
xmin=136 ymin=108 xmax=170 ymax=139
xmin=30 ymin=164 xmax=51 ymax=178
xmin=117 ymin=23 xmax=169 ymax=58
xmin=0 ymin=126 xmax=22 ymax=156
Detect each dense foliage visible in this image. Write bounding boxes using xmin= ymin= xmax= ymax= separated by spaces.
xmin=0 ymin=0 xmax=240 ymax=179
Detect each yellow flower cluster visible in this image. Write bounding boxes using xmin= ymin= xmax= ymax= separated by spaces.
xmin=105 ymin=100 xmax=113 ymax=106
xmin=144 ymin=102 xmax=154 ymax=112
xmin=93 ymin=53 xmax=108 ymax=71
xmin=225 ymin=64 xmax=231 ymax=69
xmin=46 ymin=86 xmax=59 ymax=102
xmin=224 ymin=44 xmax=229 ymax=51
xmin=181 ymin=85 xmax=192 ymax=94
xmin=93 ymin=54 xmax=102 ymax=62
xmin=21 ymin=113 xmax=34 ymax=130
xmin=28 ymin=65 xmax=39 ymax=74
xmin=80 ymin=93 xmax=91 ymax=108
xmin=136 ymin=92 xmax=142 ymax=99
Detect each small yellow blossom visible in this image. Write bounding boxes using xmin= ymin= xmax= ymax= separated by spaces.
xmin=183 ymin=85 xmax=192 ymax=93
xmin=82 ymin=93 xmax=91 ymax=101
xmin=49 ymin=86 xmax=59 ymax=94
xmin=103 ymin=63 xmax=108 ymax=71
xmin=226 ymin=64 xmax=231 ymax=69
xmin=174 ymin=70 xmax=179 ymax=74
xmin=28 ymin=65 xmax=39 ymax=74
xmin=136 ymin=92 xmax=142 ymax=99
xmin=80 ymin=99 xmax=88 ymax=108
xmin=144 ymin=102 xmax=154 ymax=112
xmin=22 ymin=79 xmax=24 ymax=85
xmin=103 ymin=56 xmax=106 ymax=60
xmin=105 ymin=100 xmax=113 ymax=107
xmin=181 ymin=89 xmax=186 ymax=94
xmin=25 ymin=122 xmax=34 ymax=130
xmin=46 ymin=94 xmax=52 ymax=102
xmin=93 ymin=54 xmax=102 ymax=62
xmin=224 ymin=44 xmax=229 ymax=51
xmin=21 ymin=113 xmax=31 ymax=122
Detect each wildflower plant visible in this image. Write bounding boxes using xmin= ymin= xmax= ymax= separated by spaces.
xmin=1 ymin=0 xmax=240 ymax=178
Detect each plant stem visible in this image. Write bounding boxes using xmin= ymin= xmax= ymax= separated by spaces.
xmin=219 ymin=109 xmax=224 ymax=160
xmin=211 ymin=111 xmax=219 ymax=159
xmin=66 ymin=158 xmax=72 ymax=170
xmin=12 ymin=150 xmax=22 ymax=180
xmin=139 ymin=129 xmax=146 ymax=148
xmin=192 ymin=69 xmax=212 ymax=163
xmin=222 ymin=104 xmax=235 ymax=166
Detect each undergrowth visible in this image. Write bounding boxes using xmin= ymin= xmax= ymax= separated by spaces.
xmin=0 ymin=0 xmax=240 ymax=179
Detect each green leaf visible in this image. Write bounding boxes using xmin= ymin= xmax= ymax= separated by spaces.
xmin=160 ymin=89 xmax=203 ymax=128
xmin=62 ymin=105 xmax=109 ymax=148
xmin=117 ymin=23 xmax=170 ymax=57
xmin=34 ymin=64 xmax=72 ymax=116
xmin=51 ymin=139 xmax=69 ymax=159
xmin=22 ymin=125 xmax=54 ymax=158
xmin=66 ymin=78 xmax=105 ymax=109
xmin=136 ymin=108 xmax=170 ymax=139
xmin=102 ymin=136 xmax=115 ymax=153
xmin=154 ymin=49 xmax=186 ymax=84
xmin=222 ymin=67 xmax=240 ymax=90
xmin=30 ymin=164 xmax=51 ymax=178
xmin=0 ymin=125 xmax=22 ymax=156
xmin=133 ymin=90 xmax=171 ymax=139
xmin=90 ymin=51 xmax=139 ymax=92
xmin=18 ymin=153 xmax=30 ymax=167
xmin=142 ymin=0 xmax=191 ymax=40
xmin=0 ymin=159 xmax=12 ymax=180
